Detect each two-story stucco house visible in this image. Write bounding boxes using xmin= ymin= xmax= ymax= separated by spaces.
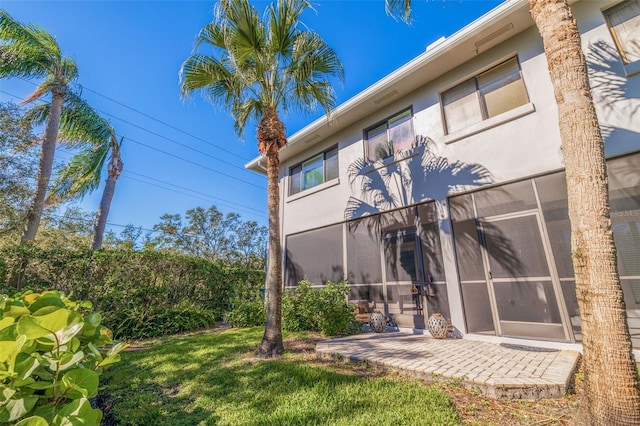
xmin=246 ymin=0 xmax=640 ymax=349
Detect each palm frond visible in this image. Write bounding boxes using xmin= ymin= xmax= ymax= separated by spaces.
xmin=0 ymin=44 xmax=49 ymax=79
xmin=385 ymin=0 xmax=412 ymax=24
xmin=181 ymin=0 xmax=341 ymax=140
xmin=195 ymin=22 xmax=226 ymax=50
xmin=232 ymin=98 xmax=261 ymax=137
xmin=216 ymin=0 xmax=266 ymax=64
xmin=0 ymin=10 xmax=77 ymax=86
xmin=22 ymin=102 xmax=50 ymax=126
xmin=56 ymin=91 xmax=111 ymax=147
xmin=267 ymin=0 xmax=309 ymax=56
xmin=47 ymin=141 xmax=110 ymax=204
xmin=21 ymin=77 xmax=58 ymax=103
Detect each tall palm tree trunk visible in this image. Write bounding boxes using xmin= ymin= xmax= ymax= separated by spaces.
xmin=21 ymin=90 xmax=64 ymax=242
xmin=92 ymin=146 xmax=123 ymax=249
xmin=530 ymin=1 xmax=640 ymax=424
xmin=259 ymin=149 xmax=284 ymax=356
xmin=258 ymin=109 xmax=286 ymax=357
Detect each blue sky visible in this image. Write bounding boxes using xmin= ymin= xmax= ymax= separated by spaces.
xmin=0 ymin=0 xmax=500 ymax=234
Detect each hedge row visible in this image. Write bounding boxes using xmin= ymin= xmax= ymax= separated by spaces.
xmin=0 ymin=245 xmax=265 ymax=339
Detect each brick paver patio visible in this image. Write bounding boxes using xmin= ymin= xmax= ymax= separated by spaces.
xmin=315 ymin=332 xmax=581 ymax=399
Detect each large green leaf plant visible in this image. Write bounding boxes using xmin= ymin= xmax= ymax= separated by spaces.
xmin=0 ymin=290 xmax=128 ymax=425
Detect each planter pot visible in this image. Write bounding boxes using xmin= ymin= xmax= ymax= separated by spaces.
xmin=427 ymin=313 xmax=448 ymax=339
xmin=369 ymin=312 xmax=386 ymax=333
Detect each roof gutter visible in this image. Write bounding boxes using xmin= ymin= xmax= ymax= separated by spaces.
xmin=245 ymin=0 xmax=529 ymax=173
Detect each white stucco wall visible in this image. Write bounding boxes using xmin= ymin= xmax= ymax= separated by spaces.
xmin=277 ymin=0 xmax=640 ymax=334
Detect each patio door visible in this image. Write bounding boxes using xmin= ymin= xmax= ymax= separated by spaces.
xmin=480 ymin=212 xmax=569 ymax=340
xmin=382 ymin=229 xmax=426 ymax=329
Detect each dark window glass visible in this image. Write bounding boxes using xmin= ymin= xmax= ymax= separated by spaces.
xmin=442 ymin=57 xmax=528 ymax=134
xmin=365 ymin=109 xmax=414 ymax=162
xmin=289 ymin=145 xmax=339 ymax=195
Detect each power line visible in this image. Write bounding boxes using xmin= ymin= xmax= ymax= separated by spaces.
xmin=124 ymin=170 xmax=266 ymax=215
xmin=120 ymin=174 xmax=267 ymax=219
xmin=45 ymin=211 xmax=158 ymax=233
xmin=78 ymin=84 xmax=252 ymax=161
xmin=124 ymin=135 xmax=264 ymax=189
xmin=55 ymin=147 xmax=266 ymax=217
xmin=96 ymin=107 xmax=253 ymax=173
xmin=0 ymin=89 xmax=266 ymax=190
xmin=13 ymin=77 xmax=254 ymax=164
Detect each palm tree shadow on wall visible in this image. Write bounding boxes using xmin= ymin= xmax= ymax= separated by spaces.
xmin=587 ymin=39 xmax=640 ymax=156
xmin=344 ymin=135 xmax=526 ymax=282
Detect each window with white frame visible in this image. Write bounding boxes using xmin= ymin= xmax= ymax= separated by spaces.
xmin=441 ymin=57 xmax=529 ymax=134
xmin=604 ymin=0 xmax=640 ymax=65
xmin=365 ymin=108 xmax=414 ymax=163
xmin=289 ymin=145 xmax=338 ymax=195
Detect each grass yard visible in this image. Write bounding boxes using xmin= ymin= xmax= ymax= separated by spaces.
xmin=98 ymin=327 xmax=461 ymax=426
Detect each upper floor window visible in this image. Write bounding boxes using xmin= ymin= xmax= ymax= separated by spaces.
xmin=604 ymin=0 xmax=640 ymax=65
xmin=365 ymin=109 xmax=414 ymax=163
xmin=289 ymin=146 xmax=338 ymax=195
xmin=441 ymin=57 xmax=529 ymax=134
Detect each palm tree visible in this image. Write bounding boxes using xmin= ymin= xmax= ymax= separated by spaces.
xmin=180 ymin=0 xmax=343 ymax=357
xmin=0 ymin=10 xmax=78 ymax=242
xmin=386 ymin=0 xmax=640 ymax=423
xmin=25 ymin=92 xmax=123 ymax=250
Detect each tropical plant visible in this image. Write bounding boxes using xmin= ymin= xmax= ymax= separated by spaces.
xmin=0 ymin=289 xmax=127 ymax=425
xmin=25 ymin=92 xmax=124 ymax=250
xmin=180 ymin=0 xmax=343 ymax=356
xmin=0 ymin=10 xmax=79 ymax=243
xmin=385 ymin=0 xmax=640 ymax=423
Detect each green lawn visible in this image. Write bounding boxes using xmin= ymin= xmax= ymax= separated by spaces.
xmin=99 ymin=327 xmax=462 ymax=425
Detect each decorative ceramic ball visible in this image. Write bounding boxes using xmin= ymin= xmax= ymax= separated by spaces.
xmin=427 ymin=313 xmax=449 ymax=339
xmin=369 ymin=312 xmax=386 ymax=333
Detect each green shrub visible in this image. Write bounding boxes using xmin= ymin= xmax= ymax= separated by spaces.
xmin=282 ymin=280 xmax=360 ymax=336
xmin=0 ymin=246 xmax=266 ymax=340
xmin=223 ymin=298 xmax=266 ymax=327
xmin=0 ymin=290 xmax=127 ymax=425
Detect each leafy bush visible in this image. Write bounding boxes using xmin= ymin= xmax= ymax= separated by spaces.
xmin=0 ymin=290 xmax=127 ymax=425
xmin=0 ymin=246 xmax=265 ymax=339
xmin=223 ymin=298 xmax=266 ymax=327
xmin=282 ymin=281 xmax=360 ymax=336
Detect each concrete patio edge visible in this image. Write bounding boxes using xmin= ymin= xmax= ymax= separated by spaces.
xmin=315 ymin=332 xmax=581 ymax=400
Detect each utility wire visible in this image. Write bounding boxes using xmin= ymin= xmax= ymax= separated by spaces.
xmin=95 ymin=107 xmax=254 ymax=174
xmin=78 ymin=85 xmax=252 ymax=161
xmin=124 ymin=170 xmax=265 ymax=215
xmin=0 ymin=89 xmax=265 ymax=190
xmin=14 ymin=77 xmax=254 ymax=164
xmin=45 ymin=211 xmax=158 ymax=233
xmin=124 ymin=136 xmax=264 ymax=189
xmin=120 ymin=174 xmax=267 ymax=219
xmin=54 ymin=147 xmax=265 ymax=217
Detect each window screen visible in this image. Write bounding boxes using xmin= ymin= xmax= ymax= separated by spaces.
xmin=346 ymin=218 xmax=382 ymax=285
xmin=474 ymin=180 xmax=537 ymax=217
xmin=284 ymin=224 xmax=344 ymax=287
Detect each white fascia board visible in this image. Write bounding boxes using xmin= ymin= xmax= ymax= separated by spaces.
xmin=246 ymin=0 xmax=530 ymax=173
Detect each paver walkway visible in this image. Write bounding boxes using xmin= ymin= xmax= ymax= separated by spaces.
xmin=316 ymin=332 xmax=581 ymax=400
